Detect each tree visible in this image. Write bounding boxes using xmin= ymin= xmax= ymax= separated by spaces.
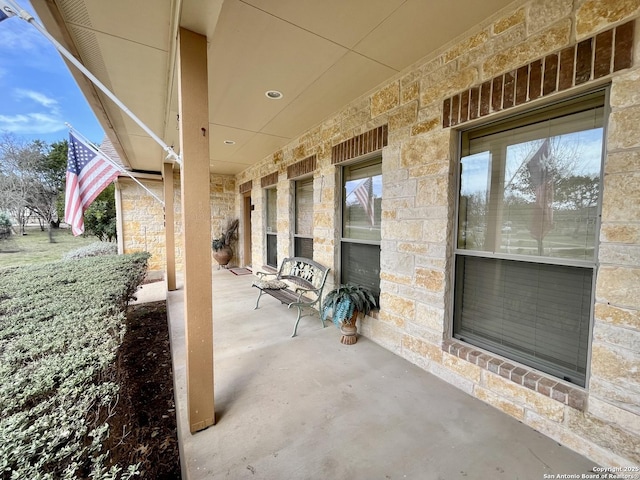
xmin=0 ymin=212 xmax=11 ymax=240
xmin=42 ymin=140 xmax=68 ymax=229
xmin=505 ymin=136 xmax=600 ymax=253
xmin=0 ymin=134 xmax=45 ymax=235
xmin=0 ymin=134 xmax=69 ymax=240
xmin=83 ymin=183 xmax=117 ymax=241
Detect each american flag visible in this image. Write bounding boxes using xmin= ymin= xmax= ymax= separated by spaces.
xmin=65 ymin=132 xmax=120 ymax=236
xmin=353 ymin=177 xmax=374 ymax=226
xmin=526 ymin=138 xmax=554 ymax=241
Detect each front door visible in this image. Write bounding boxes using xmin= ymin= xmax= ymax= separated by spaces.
xmin=243 ymin=193 xmax=252 ymax=267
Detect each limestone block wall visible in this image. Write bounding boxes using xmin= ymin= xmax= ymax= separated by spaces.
xmin=117 ymin=178 xmax=166 ymax=272
xmin=234 ymin=0 xmax=640 ymax=468
xmin=208 ymin=174 xmax=238 ymax=265
xmin=118 ymin=171 xmax=236 ymax=273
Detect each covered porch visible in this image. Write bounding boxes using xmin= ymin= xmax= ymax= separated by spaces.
xmin=30 ymin=0 xmax=640 ymax=469
xmin=139 ymin=269 xmax=595 ymax=479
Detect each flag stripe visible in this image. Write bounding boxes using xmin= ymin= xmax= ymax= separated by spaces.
xmin=353 ymin=177 xmax=374 ymax=226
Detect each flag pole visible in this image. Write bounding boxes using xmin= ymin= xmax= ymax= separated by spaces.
xmin=2 ymin=0 xmax=182 ymax=167
xmin=67 ymin=124 xmax=165 ymax=207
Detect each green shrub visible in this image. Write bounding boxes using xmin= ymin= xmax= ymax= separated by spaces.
xmin=62 ymin=241 xmax=118 ymax=260
xmin=0 ymin=252 xmax=150 ymax=479
xmin=0 ymin=213 xmax=11 ymax=240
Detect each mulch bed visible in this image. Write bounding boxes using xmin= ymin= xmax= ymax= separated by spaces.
xmin=104 ymin=300 xmax=181 ymax=479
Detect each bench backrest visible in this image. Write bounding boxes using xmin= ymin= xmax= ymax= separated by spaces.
xmin=278 ymin=257 xmax=329 ymax=291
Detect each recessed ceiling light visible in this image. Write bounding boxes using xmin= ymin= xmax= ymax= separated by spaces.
xmin=265 ymin=90 xmax=283 ymax=99
xmin=223 ymin=140 xmax=235 ymax=145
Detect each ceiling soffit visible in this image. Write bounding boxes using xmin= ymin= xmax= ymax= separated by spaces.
xmin=39 ymin=0 xmax=521 ymax=174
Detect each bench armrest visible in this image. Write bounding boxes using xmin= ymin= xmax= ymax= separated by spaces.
xmin=293 ymin=286 xmax=321 ymax=302
xmin=256 ymin=271 xmax=278 ymax=279
xmin=294 ymin=285 xmax=319 ymax=295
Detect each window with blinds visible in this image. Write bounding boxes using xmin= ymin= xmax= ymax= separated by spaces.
xmin=453 ymin=90 xmax=606 ymax=387
xmin=265 ymin=187 xmax=277 ymax=267
xmin=294 ymin=178 xmax=314 ymax=259
xmin=341 ymin=158 xmax=382 ymax=297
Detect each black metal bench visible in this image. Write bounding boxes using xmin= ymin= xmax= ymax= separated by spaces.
xmin=252 ymin=257 xmax=330 ymax=337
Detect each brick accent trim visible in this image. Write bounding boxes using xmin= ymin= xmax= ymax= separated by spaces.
xmin=239 ymin=180 xmax=252 ymax=194
xmin=443 ymin=21 xmax=634 ymax=128
xmin=331 ymin=125 xmax=388 ymax=165
xmin=442 ymin=339 xmax=587 ymax=411
xmin=287 ymin=155 xmax=317 ymax=179
xmin=260 ymin=172 xmax=278 ymax=188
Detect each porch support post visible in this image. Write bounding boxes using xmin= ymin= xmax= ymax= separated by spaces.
xmin=177 ymin=27 xmax=215 ymax=432
xmin=162 ymin=163 xmax=177 ymax=291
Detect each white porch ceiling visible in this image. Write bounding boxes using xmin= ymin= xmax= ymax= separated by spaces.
xmin=34 ymin=0 xmax=519 ymax=174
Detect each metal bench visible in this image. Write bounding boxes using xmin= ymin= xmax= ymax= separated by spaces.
xmin=252 ymin=257 xmax=330 ymax=337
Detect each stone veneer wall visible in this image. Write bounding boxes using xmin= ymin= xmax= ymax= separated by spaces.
xmin=118 ymin=172 xmax=237 ymax=273
xmin=118 ymin=178 xmax=166 ymax=272
xmin=234 ymin=0 xmax=640 ymax=468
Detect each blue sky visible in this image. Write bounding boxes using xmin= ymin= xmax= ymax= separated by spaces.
xmin=0 ymin=0 xmax=104 ymax=145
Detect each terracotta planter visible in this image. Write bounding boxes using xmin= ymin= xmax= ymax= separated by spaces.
xmin=339 ymin=313 xmax=358 ymax=345
xmin=212 ymin=246 xmax=233 ymax=267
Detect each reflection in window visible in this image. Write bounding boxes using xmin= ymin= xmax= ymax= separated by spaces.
xmin=265 ymin=188 xmax=277 ymax=267
xmin=453 ymin=90 xmax=605 ymax=387
xmin=343 ymin=162 xmax=382 ymax=241
xmin=458 ymin=106 xmax=603 ymax=261
xmin=294 ymin=178 xmax=314 ymax=259
xmin=342 ymin=159 xmax=382 ymax=297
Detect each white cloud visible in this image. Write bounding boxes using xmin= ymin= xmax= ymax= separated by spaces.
xmin=15 ymin=89 xmax=59 ymax=110
xmin=0 ymin=112 xmax=65 ymax=134
xmin=0 ymin=16 xmax=45 ymax=52
xmin=0 ymin=87 xmax=66 ymax=134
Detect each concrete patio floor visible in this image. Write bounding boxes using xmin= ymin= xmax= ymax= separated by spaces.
xmin=139 ymin=268 xmax=597 ymax=479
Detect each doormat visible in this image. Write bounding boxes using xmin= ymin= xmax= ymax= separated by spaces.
xmin=229 ymin=267 xmax=252 ymax=276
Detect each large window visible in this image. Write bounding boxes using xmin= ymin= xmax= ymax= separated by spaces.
xmin=454 ymin=91 xmax=605 ymax=387
xmin=265 ymin=188 xmax=277 ymax=267
xmin=294 ymin=178 xmax=314 ymax=259
xmin=341 ymin=158 xmax=382 ymax=297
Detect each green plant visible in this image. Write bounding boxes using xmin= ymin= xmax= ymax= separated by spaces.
xmin=63 ymin=241 xmax=118 ymax=260
xmin=83 ymin=184 xmax=117 ymax=242
xmin=321 ymin=283 xmax=377 ymax=326
xmin=211 ymin=219 xmax=239 ymax=251
xmin=0 ymin=212 xmax=11 ymax=240
xmin=0 ymin=252 xmax=150 ymax=478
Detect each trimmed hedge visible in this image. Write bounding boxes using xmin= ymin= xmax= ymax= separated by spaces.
xmin=62 ymin=242 xmax=118 ymax=260
xmin=0 ymin=252 xmax=150 ymax=479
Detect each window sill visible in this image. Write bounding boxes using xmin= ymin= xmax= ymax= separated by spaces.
xmin=442 ymin=339 xmax=587 ymax=411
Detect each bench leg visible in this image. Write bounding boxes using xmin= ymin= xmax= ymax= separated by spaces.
xmin=254 ymin=289 xmax=265 ymax=310
xmin=290 ymin=304 xmax=303 ymax=337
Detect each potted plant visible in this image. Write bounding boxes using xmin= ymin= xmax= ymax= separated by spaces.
xmin=321 ymin=283 xmax=377 ymax=345
xmin=211 ymin=219 xmax=239 ymax=267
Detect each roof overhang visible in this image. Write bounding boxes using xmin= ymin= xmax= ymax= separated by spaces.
xmin=32 ymin=0 xmax=520 ymax=174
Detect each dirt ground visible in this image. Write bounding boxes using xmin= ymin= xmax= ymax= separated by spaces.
xmin=105 ymin=300 xmax=181 ymax=479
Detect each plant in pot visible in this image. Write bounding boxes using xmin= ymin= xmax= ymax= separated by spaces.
xmin=321 ymin=283 xmax=377 ymax=345
xmin=211 ymin=219 xmax=239 ymax=267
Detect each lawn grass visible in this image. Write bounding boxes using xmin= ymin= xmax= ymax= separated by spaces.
xmin=0 ymin=227 xmax=99 ymax=267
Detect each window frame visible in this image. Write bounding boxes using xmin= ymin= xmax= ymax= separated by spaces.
xmin=265 ymin=186 xmax=278 ymax=268
xmin=293 ymin=176 xmax=314 ymax=259
xmin=339 ymin=154 xmax=382 ymax=298
xmin=450 ymin=88 xmax=609 ymax=388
